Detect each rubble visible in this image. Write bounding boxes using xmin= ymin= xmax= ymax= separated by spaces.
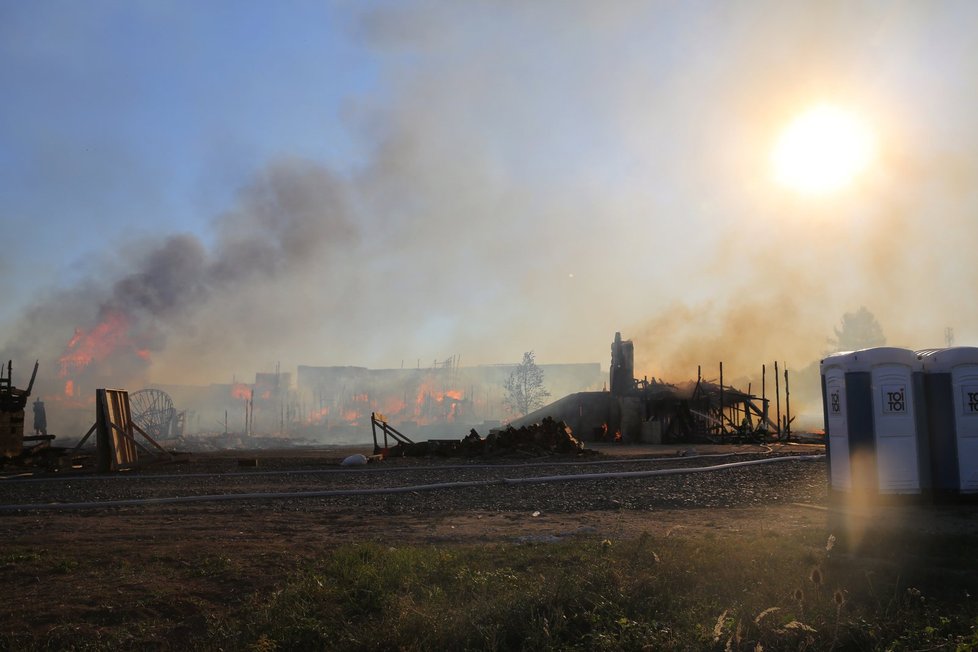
xmin=379 ymin=415 xmax=587 ymax=458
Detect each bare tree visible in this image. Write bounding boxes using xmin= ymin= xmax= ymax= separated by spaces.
xmin=504 ymin=351 xmax=551 ymax=417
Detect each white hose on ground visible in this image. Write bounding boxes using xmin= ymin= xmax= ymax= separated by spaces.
xmin=0 ymin=445 xmax=784 ymax=484
xmin=0 ymin=454 xmax=823 ymax=512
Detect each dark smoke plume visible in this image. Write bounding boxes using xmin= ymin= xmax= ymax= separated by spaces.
xmin=1 ymin=159 xmax=358 ymax=433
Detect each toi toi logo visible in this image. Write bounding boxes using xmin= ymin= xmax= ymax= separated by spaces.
xmin=886 ymin=388 xmax=905 ymax=412
xmin=830 ymin=392 xmax=840 ymax=414
xmin=968 ymin=391 xmax=978 ymax=413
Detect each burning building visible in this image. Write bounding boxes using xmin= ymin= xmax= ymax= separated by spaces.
xmin=296 ymin=358 xmax=603 ymax=440
xmin=130 ymin=359 xmax=601 ymax=444
xmin=506 ymin=333 xmax=776 ymax=444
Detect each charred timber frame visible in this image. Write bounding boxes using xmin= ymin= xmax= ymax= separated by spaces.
xmin=1 ymin=361 xmax=39 ymax=458
xmin=371 ymin=412 xmax=415 ymax=454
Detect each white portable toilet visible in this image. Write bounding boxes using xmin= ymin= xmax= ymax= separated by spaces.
xmin=917 ymin=347 xmax=978 ymax=494
xmin=821 ymin=348 xmax=928 ymax=494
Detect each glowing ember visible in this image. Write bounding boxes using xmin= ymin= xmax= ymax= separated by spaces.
xmin=64 ymin=380 xmax=75 ymax=397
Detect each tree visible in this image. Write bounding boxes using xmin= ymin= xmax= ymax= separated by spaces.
xmin=504 ymin=351 xmax=551 ymax=417
xmin=827 ymin=306 xmax=886 ymax=352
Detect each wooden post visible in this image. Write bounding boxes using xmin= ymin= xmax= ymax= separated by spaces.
xmin=371 ymin=412 xmax=379 ymax=453
xmin=774 ymin=361 xmax=781 ymax=440
xmin=746 ymin=383 xmax=752 ymax=431
xmin=762 ymin=364 xmax=768 ymax=431
xmin=719 ymin=361 xmax=725 ymax=441
xmin=784 ymin=365 xmax=792 ymax=441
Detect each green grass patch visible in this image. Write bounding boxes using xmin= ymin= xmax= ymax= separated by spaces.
xmin=209 ymin=528 xmax=978 ymax=651
xmin=3 ymin=524 xmax=977 ymax=651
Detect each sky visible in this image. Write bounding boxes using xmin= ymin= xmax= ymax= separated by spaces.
xmin=2 ymin=0 xmax=977 ymax=415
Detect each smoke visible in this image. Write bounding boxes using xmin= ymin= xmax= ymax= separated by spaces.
xmin=3 ymin=2 xmax=977 ymax=434
xmin=1 ymin=159 xmax=358 ymax=434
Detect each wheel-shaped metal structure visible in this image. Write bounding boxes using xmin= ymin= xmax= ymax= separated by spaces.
xmin=130 ymin=388 xmax=177 ymax=439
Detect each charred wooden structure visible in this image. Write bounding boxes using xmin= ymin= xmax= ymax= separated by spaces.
xmin=608 ymin=332 xmax=776 ymax=443
xmin=507 ymin=333 xmax=781 ymax=444
xmin=0 ymin=360 xmax=43 ymax=458
xmin=371 ymin=412 xmax=585 ymax=458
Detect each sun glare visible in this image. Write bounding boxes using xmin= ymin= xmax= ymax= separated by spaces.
xmin=772 ymin=103 xmax=876 ymax=195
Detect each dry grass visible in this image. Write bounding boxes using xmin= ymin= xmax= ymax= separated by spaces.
xmin=3 ymin=518 xmax=975 ymax=651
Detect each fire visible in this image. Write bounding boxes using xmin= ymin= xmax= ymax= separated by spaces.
xmin=54 ymin=309 xmax=153 ymax=406
xmin=412 ymin=381 xmax=466 ymax=425
xmin=382 ymin=397 xmax=407 ymax=416
xmin=307 ymin=406 xmax=330 ymax=424
xmin=415 ymin=385 xmax=464 ymax=406
xmin=59 ymin=311 xmax=133 ymax=376
xmin=231 ymin=383 xmax=252 ymax=400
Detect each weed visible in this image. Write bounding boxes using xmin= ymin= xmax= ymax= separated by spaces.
xmin=6 ymin=521 xmax=977 ymax=650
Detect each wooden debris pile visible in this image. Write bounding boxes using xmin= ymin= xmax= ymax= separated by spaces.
xmin=384 ymin=416 xmax=586 ymax=458
xmin=483 ymin=417 xmax=585 ymax=456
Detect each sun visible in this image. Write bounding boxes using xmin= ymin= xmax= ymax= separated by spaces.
xmin=771 ymin=103 xmax=876 ymax=194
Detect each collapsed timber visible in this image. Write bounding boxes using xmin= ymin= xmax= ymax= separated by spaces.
xmin=372 ymin=413 xmax=587 ymax=458
xmin=367 ymin=332 xmax=799 ymax=459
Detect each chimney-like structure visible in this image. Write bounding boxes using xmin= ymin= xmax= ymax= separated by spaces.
xmin=610 ymin=332 xmax=634 ymax=396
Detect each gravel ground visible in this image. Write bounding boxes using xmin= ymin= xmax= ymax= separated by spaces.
xmin=0 ymin=450 xmax=828 ymax=515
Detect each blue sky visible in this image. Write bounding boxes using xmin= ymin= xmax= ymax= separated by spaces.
xmin=1 ymin=1 xmax=977 ymax=407
xmin=0 ymin=1 xmax=380 ymax=281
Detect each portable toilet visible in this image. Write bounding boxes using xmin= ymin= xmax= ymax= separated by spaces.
xmin=821 ymin=347 xmax=929 ymax=494
xmin=917 ymin=347 xmax=978 ymax=494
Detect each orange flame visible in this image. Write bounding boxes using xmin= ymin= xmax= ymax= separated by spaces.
xmin=59 ymin=311 xmax=133 ymax=376
xmin=382 ymin=397 xmax=407 ymax=416
xmin=231 ymin=383 xmax=252 ymax=400
xmin=307 ymin=406 xmax=330 ymax=424
xmin=64 ymin=380 xmax=75 ymax=398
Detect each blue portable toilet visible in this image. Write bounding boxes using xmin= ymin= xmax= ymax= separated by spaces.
xmin=821 ymin=348 xmax=929 ymax=494
xmin=917 ymin=347 xmax=978 ymax=494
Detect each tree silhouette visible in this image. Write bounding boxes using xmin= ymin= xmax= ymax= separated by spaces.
xmin=827 ymin=306 xmax=886 ymax=352
xmin=504 ymin=351 xmax=551 ymax=417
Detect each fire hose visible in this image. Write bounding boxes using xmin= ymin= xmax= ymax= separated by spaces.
xmin=0 ymin=453 xmax=823 ymax=512
xmin=0 ymin=446 xmax=776 ymax=484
